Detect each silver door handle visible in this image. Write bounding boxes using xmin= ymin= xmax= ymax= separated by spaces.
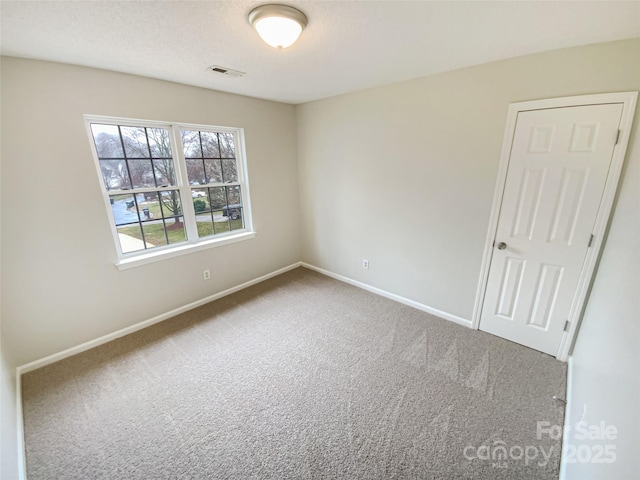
xmin=496 ymin=242 xmax=507 ymax=250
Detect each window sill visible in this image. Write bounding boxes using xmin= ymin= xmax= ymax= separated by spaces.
xmin=116 ymin=231 xmax=256 ymax=270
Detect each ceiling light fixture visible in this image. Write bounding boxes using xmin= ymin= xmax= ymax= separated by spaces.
xmin=248 ymin=4 xmax=308 ymax=49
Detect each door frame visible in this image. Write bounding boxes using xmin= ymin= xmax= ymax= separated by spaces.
xmin=471 ymin=92 xmax=638 ymax=361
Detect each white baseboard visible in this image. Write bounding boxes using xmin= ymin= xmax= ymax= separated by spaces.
xmin=559 ymin=355 xmax=574 ymax=480
xmin=15 ymin=372 xmax=26 ymax=480
xmin=16 ymin=260 xmax=470 ymax=376
xmin=14 ymin=261 xmax=302 ymax=480
xmin=16 ymin=262 xmax=302 ymax=376
xmin=301 ymin=262 xmax=472 ymax=328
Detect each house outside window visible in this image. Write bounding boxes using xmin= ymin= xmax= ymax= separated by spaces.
xmin=85 ymin=116 xmax=253 ymax=268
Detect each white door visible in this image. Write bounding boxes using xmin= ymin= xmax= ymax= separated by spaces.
xmin=480 ymin=103 xmax=624 ymax=355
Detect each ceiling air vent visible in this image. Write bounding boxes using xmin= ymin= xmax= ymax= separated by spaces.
xmin=208 ymin=65 xmax=246 ymax=78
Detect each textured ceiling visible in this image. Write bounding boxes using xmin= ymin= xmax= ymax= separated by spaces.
xmin=1 ymin=1 xmax=639 ymax=104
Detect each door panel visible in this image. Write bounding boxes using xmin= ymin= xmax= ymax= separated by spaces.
xmin=480 ymin=104 xmax=623 ymax=355
xmin=548 ymin=168 xmax=588 ymax=246
xmin=496 ymin=257 xmax=525 ymax=319
xmin=527 ymin=263 xmax=563 ymax=330
xmin=511 ymin=167 xmax=544 ymax=240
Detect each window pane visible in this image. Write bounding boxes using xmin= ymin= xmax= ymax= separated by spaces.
xmin=186 ymin=159 xmax=205 ymax=185
xmin=196 ymin=214 xmax=214 ymax=238
xmin=128 ymin=159 xmax=155 ymax=189
xmin=182 ymin=129 xmax=238 ymax=187
xmin=117 ymin=224 xmax=145 ymax=253
xmin=153 ymin=158 xmax=177 ymax=186
xmin=219 ymin=132 xmax=235 ymax=158
xmin=153 ymin=159 xmax=176 ymax=187
xmin=181 ymin=130 xmax=201 ymax=158
xmin=191 ymin=188 xmax=208 ymax=200
xmin=192 ymin=189 xmax=210 ymax=217
xmin=229 ymin=208 xmax=244 ymax=231
xmin=166 ymin=216 xmax=186 ymax=244
xmin=148 ymin=128 xmax=172 ymax=159
xmin=100 ymin=160 xmax=131 ymax=190
xmin=113 ymin=192 xmax=186 ymax=252
xmin=204 ymin=159 xmax=223 ymax=183
xmin=221 ymin=159 xmax=238 ymax=183
xmin=224 ymin=186 xmax=244 ymax=228
xmin=224 ymin=205 xmax=242 ymax=222
xmin=208 ymin=187 xmax=226 ymax=210
xmin=141 ymin=222 xmax=167 ymax=247
xmin=110 ymin=194 xmax=140 ymax=225
xmin=143 ymin=191 xmax=159 ymax=202
xmin=137 ymin=192 xmax=160 ymax=221
xmin=203 ymin=185 xmax=245 ymax=235
xmin=159 ymin=190 xmax=183 ymax=218
xmin=213 ymin=214 xmax=230 ymax=234
xmin=91 ymin=124 xmax=123 ymax=158
xmin=226 ymin=185 xmax=242 ymax=206
xmin=201 ymin=131 xmax=220 ymax=158
xmin=121 ymin=127 xmax=150 ymax=158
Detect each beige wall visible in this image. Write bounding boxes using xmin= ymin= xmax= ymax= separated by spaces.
xmin=0 ymin=57 xmax=301 ymax=368
xmin=296 ymin=38 xmax=639 ymax=321
xmin=297 ymin=38 xmax=639 ymax=479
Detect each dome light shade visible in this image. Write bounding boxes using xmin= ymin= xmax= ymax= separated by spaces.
xmin=249 ymin=4 xmax=308 ymax=49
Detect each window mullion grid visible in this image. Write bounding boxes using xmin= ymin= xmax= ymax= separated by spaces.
xmin=88 ymin=118 xmax=251 ymax=259
xmin=203 ymin=181 xmax=242 ymax=188
xmin=107 ymin=186 xmax=174 ymax=196
xmin=171 ymin=126 xmax=199 ymax=242
xmin=113 ymin=126 xmax=153 ymax=250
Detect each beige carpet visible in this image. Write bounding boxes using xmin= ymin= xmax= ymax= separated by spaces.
xmin=22 ymin=267 xmax=567 ymax=479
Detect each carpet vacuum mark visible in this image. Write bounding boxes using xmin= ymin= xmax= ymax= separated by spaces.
xmin=22 ymin=268 xmax=567 ymax=479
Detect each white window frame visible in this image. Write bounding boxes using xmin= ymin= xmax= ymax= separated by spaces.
xmin=84 ymin=115 xmax=255 ymax=270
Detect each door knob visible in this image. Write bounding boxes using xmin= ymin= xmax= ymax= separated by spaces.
xmin=496 ymin=242 xmax=507 ymax=250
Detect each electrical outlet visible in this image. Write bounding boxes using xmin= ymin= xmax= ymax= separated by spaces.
xmin=362 ymin=259 xmax=369 ymax=270
xmin=203 ymin=269 xmax=211 ymax=280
